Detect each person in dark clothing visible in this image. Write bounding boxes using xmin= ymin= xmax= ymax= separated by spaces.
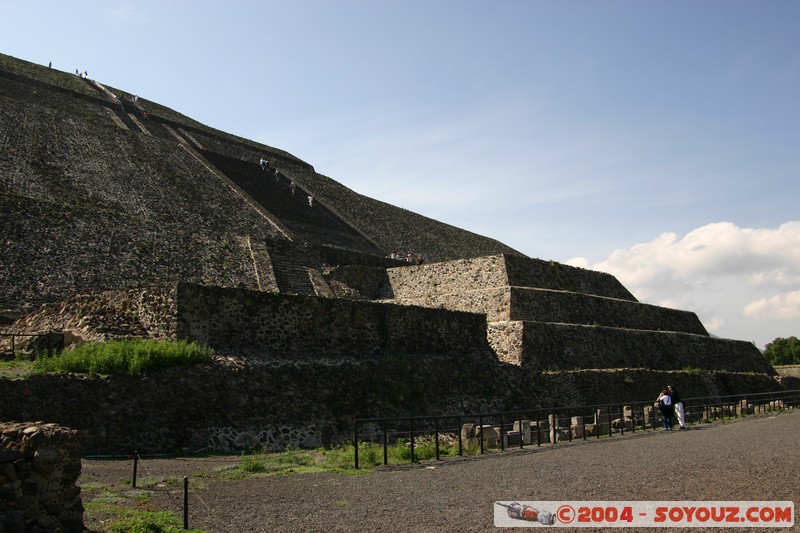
xmin=657 ymin=388 xmax=674 ymax=431
xmin=668 ymin=385 xmax=686 ymax=429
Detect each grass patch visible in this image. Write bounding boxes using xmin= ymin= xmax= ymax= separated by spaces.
xmin=32 ymin=339 xmax=213 ymax=375
xmin=224 ymin=448 xmax=338 ymax=479
xmin=85 ymin=504 xmax=207 ymax=533
xmin=682 ymin=365 xmax=703 ymax=376
xmin=0 ymin=357 xmax=35 ymax=378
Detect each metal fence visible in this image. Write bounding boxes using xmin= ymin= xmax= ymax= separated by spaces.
xmin=353 ymin=389 xmax=800 ymax=469
xmin=0 ymin=331 xmax=64 ymax=358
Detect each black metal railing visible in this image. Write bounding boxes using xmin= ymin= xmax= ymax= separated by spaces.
xmin=353 ymin=389 xmax=800 ymax=468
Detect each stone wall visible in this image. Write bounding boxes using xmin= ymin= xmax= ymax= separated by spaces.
xmin=388 ymin=254 xmax=636 ymax=302
xmin=509 ymin=288 xmax=707 ymax=334
xmin=0 ymin=360 xmax=784 ymax=455
xmin=0 ymin=421 xmax=83 ymax=532
xmin=320 ymin=265 xmax=393 ymax=301
xmin=504 ymin=254 xmax=636 ymax=301
xmin=487 ymin=321 xmax=524 ymax=365
xmin=3 ymin=282 xmax=492 ymax=361
xmin=2 ymin=285 xmax=180 ymax=350
xmin=384 ymin=255 xmax=676 ymax=329
xmin=775 ymin=365 xmax=800 ymax=378
xmin=0 ymin=348 xmax=510 ymax=453
xmin=174 ymin=283 xmax=490 ymax=359
xmin=519 ymin=322 xmax=776 ymax=374
xmin=393 ymin=287 xmax=513 ymax=321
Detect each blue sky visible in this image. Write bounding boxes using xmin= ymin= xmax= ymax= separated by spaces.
xmin=2 ymin=1 xmax=798 ymax=349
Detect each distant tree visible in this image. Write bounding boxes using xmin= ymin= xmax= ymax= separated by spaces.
xmin=763 ymin=336 xmax=800 ymax=366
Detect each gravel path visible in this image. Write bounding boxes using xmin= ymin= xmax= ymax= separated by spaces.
xmin=80 ymin=411 xmax=800 ymax=532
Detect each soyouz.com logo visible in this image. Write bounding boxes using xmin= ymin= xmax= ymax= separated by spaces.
xmin=494 ymin=501 xmax=794 ymax=528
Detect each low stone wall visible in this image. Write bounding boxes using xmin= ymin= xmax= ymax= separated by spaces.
xmin=175 ymin=283 xmax=489 ymax=359
xmin=393 ymin=287 xmax=512 ymax=320
xmin=5 ymin=283 xmax=491 ymax=361
xmin=0 ymin=422 xmax=83 ymax=532
xmin=387 ymin=255 xmax=509 ymax=300
xmin=393 ymin=286 xmax=708 ymax=334
xmin=519 ymin=322 xmax=776 ymax=375
xmin=0 ymin=348 xmax=510 ymax=453
xmin=509 ymin=288 xmax=707 ymax=334
xmin=775 ymin=365 xmax=800 ymax=378
xmin=386 ymin=255 xmax=639 ymax=304
xmin=504 ymin=254 xmax=636 ymax=301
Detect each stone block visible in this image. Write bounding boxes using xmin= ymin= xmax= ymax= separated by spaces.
xmin=505 ymin=431 xmax=522 ymax=447
xmin=474 ymin=425 xmax=499 ymax=448
xmin=512 ymin=420 xmax=532 ymax=445
xmin=460 ymin=423 xmax=476 ymax=441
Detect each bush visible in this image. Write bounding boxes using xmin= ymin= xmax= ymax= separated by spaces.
xmin=33 ymin=339 xmax=213 ymax=375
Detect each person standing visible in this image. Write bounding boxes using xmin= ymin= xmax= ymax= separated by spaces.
xmin=657 ymin=389 xmax=674 ymax=431
xmin=669 ymin=385 xmax=686 ymax=429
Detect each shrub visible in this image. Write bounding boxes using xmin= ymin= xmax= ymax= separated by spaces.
xmin=33 ymin=339 xmax=213 ymax=375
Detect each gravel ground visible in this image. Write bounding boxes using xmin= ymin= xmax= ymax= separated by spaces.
xmin=80 ymin=410 xmax=800 ymax=532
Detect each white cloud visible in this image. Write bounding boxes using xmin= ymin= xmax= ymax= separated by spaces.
xmin=743 ymin=290 xmax=800 ymax=320
xmin=574 ymin=221 xmax=800 ymax=348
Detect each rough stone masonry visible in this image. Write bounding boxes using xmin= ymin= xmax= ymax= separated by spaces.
xmin=0 ymin=421 xmax=84 ymax=532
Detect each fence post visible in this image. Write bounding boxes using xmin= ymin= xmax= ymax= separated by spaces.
xmin=434 ymin=417 xmax=440 ymax=461
xmin=567 ymin=410 xmax=573 ymax=442
xmin=536 ymin=414 xmax=541 ymax=447
xmin=519 ymin=413 xmax=524 ymax=449
xmin=582 ymin=411 xmax=587 ymax=440
xmin=499 ymin=413 xmax=505 ymax=451
xmin=409 ymin=418 xmax=415 ymax=463
xmin=479 ymin=415 xmax=484 ymax=455
xmin=132 ymin=452 xmax=138 ymax=488
xmin=183 ymin=476 xmax=189 ymax=530
xmin=457 ymin=415 xmax=463 ymax=456
xmin=596 ymin=408 xmax=602 ymax=438
xmin=382 ymin=420 xmax=388 ymax=466
xmin=353 ymin=421 xmax=359 ymax=470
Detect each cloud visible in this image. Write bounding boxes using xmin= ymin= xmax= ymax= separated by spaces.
xmin=743 ymin=290 xmax=800 ymax=320
xmin=567 ymin=221 xmax=800 ymax=347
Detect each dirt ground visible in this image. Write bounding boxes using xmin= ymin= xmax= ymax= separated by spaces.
xmin=79 ymin=410 xmax=800 ymax=532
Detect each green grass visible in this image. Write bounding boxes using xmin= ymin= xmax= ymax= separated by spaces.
xmin=222 ymin=435 xmax=481 ymax=476
xmin=0 ymin=357 xmax=35 ymax=378
xmin=32 ymin=339 xmax=213 ymax=375
xmin=85 ymin=504 xmax=206 ymax=533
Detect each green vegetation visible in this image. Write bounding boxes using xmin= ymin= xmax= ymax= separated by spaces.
xmin=224 ymin=447 xmax=353 ymax=478
xmin=32 ymin=339 xmax=213 ymax=375
xmin=86 ymin=504 xmax=206 ymax=533
xmin=763 ymin=336 xmax=800 ymax=366
xmin=0 ymin=357 xmax=34 ymax=378
xmin=221 ymin=436 xmax=480 ymax=479
xmin=682 ymin=365 xmax=703 ymax=376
